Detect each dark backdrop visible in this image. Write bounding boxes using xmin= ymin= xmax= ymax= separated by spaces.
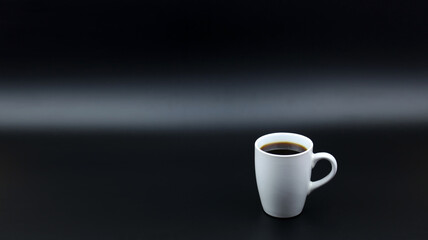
xmin=1 ymin=0 xmax=428 ymax=130
xmin=1 ymin=0 xmax=428 ymax=76
xmin=0 ymin=1 xmax=427 ymax=240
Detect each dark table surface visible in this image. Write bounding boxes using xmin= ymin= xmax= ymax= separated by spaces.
xmin=0 ymin=126 xmax=427 ymax=240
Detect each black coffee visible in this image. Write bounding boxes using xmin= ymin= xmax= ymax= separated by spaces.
xmin=261 ymin=142 xmax=307 ymax=155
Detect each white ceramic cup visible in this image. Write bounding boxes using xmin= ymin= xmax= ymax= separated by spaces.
xmin=255 ymin=132 xmax=338 ymax=218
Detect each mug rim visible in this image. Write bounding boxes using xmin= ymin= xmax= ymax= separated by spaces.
xmin=255 ymin=132 xmax=313 ymax=158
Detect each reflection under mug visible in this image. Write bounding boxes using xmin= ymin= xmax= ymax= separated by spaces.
xmin=255 ymin=132 xmax=338 ymax=218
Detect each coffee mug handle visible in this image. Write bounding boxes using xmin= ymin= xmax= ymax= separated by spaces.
xmin=308 ymin=152 xmax=338 ymax=194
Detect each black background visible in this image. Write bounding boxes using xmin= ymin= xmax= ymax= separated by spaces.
xmin=1 ymin=0 xmax=428 ymax=75
xmin=0 ymin=1 xmax=428 ymax=239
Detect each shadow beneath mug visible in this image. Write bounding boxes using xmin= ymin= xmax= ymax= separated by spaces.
xmin=250 ymin=210 xmax=313 ymax=240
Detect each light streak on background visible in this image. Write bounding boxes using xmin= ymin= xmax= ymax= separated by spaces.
xmin=1 ymin=73 xmax=427 ymax=131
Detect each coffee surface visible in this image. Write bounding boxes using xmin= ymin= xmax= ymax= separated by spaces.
xmin=261 ymin=142 xmax=307 ymax=155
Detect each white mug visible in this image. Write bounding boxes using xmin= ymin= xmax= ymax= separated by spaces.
xmin=255 ymin=132 xmax=338 ymax=218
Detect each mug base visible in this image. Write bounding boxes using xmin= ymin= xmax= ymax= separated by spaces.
xmin=262 ymin=208 xmax=303 ymax=218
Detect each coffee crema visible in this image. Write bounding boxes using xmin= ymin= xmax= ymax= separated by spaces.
xmin=261 ymin=141 xmax=307 ymax=155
